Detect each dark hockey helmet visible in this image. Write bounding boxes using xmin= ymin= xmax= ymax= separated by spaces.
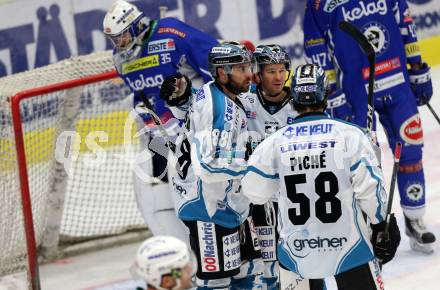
xmin=208 ymin=41 xmax=253 ymax=77
xmin=253 ymin=44 xmax=291 ymax=71
xmin=291 ymin=64 xmax=328 ymax=106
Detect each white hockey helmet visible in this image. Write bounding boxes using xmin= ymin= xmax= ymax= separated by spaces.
xmin=134 ymin=236 xmax=196 ymax=290
xmin=103 ymin=0 xmax=150 ymax=51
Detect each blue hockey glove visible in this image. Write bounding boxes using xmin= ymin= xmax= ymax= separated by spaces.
xmin=408 ymin=62 xmax=433 ymax=106
xmin=326 ymin=89 xmax=354 ymax=121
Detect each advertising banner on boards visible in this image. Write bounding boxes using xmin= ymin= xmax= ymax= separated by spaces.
xmin=0 ymin=0 xmax=439 ymax=77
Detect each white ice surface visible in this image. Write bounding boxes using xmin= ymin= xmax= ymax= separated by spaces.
xmin=5 ymin=66 xmax=440 ymax=290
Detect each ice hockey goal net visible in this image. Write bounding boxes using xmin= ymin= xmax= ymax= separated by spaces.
xmin=0 ymin=51 xmax=148 ymax=289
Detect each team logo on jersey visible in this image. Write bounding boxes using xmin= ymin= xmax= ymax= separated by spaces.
xmin=125 ymin=74 xmax=164 ymax=91
xmin=197 ymin=221 xmax=220 ymax=272
xmin=323 ymin=0 xmax=349 ymax=13
xmin=342 ymin=0 xmax=388 ymax=22
xmin=406 ymin=184 xmax=424 ymax=201
xmin=122 ymin=55 xmax=160 ymax=74
xmin=362 ymin=22 xmax=390 ymax=56
xmin=400 ymin=114 xmax=423 ymax=145
xmin=148 ymin=38 xmax=176 ymax=54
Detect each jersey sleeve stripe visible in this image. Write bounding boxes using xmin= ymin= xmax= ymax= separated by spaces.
xmin=247 ymin=165 xmax=279 ymax=179
xmin=350 ymin=158 xmax=385 ymax=223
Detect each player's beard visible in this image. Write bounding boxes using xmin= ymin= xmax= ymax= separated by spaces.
xmin=229 ymin=77 xmax=252 ymax=93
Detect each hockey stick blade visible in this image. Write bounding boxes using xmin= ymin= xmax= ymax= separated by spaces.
xmin=427 ymin=102 xmax=440 ymax=125
xmin=339 ymin=21 xmax=376 ymax=137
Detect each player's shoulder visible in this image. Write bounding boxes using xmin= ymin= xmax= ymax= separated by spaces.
xmin=331 ymin=118 xmax=367 ymax=135
xmin=283 ymin=113 xmax=367 ymax=137
xmin=155 ymin=18 xmax=189 ymax=39
xmin=191 ymin=82 xmax=213 ymax=105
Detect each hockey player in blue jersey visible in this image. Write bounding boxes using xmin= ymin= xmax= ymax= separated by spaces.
xmin=242 ymin=64 xmax=401 ymax=290
xmin=102 ymin=0 xmax=218 ymax=244
xmin=303 ymin=0 xmax=435 ymax=253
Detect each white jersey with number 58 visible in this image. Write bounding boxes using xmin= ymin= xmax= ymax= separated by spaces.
xmin=242 ymin=113 xmax=387 ymax=278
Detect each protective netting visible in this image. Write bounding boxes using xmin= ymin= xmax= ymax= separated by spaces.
xmin=0 ymin=51 xmax=146 ymax=279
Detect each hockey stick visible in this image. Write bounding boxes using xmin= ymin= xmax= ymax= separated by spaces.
xmin=138 ymin=91 xmax=176 ymax=153
xmin=338 ymin=21 xmax=376 ymax=138
xmin=384 ymin=141 xmax=402 ymax=236
xmin=427 ymin=102 xmax=440 ymax=125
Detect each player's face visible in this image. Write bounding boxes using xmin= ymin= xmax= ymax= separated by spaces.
xmin=111 ymin=30 xmax=132 ymax=50
xmin=260 ymin=63 xmax=287 ymax=97
xmin=229 ymin=63 xmax=253 ymax=92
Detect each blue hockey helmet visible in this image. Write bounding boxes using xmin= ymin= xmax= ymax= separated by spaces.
xmin=253 ymin=44 xmax=291 ymax=71
xmin=103 ymin=0 xmax=150 ymax=52
xmin=208 ymin=41 xmax=253 ymax=77
xmin=291 ymin=64 xmax=328 ymax=106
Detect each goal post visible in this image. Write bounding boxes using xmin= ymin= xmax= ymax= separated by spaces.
xmin=0 ymin=51 xmax=148 ymax=289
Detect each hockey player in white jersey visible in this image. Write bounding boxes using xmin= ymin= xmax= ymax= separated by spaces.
xmin=241 ymin=44 xmax=320 ymax=290
xmin=161 ymin=44 xmax=324 ymax=290
xmin=242 ymin=64 xmax=401 ymax=290
xmin=159 ymin=42 xmax=264 ymax=289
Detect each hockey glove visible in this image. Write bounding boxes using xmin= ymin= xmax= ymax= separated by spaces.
xmin=160 ymin=73 xmax=192 ymax=106
xmin=326 ymin=89 xmax=354 ymax=121
xmin=408 ymin=62 xmax=433 ymax=106
xmin=371 ymin=214 xmax=401 ymax=264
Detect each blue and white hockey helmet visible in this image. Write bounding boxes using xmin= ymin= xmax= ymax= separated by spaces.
xmin=291 ymin=64 xmax=328 ymax=106
xmin=103 ymin=0 xmax=150 ymax=52
xmin=253 ymin=44 xmax=291 ymax=71
xmin=208 ymin=41 xmax=254 ymax=77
